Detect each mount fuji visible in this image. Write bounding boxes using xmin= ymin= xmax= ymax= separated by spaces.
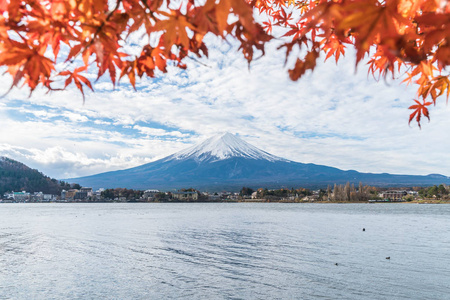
xmin=68 ymin=132 xmax=450 ymax=191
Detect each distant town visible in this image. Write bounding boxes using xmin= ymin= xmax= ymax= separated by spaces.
xmin=2 ymin=183 xmax=450 ymax=204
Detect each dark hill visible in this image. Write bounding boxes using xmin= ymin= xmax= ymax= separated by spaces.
xmin=0 ymin=157 xmax=70 ymax=195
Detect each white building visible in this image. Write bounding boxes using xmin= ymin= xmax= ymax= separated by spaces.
xmin=13 ymin=191 xmax=30 ymax=201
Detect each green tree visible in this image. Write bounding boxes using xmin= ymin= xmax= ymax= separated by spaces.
xmin=438 ymin=184 xmax=447 ymax=196
xmin=427 ymin=185 xmax=438 ymax=198
xmin=240 ymin=187 xmax=254 ymax=196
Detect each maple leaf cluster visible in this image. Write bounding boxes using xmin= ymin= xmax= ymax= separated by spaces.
xmin=0 ymin=0 xmax=270 ymax=96
xmin=0 ymin=0 xmax=449 ymax=126
xmin=256 ymin=0 xmax=450 ymax=127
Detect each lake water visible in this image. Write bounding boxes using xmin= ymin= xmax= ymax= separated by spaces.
xmin=0 ymin=203 xmax=449 ymax=299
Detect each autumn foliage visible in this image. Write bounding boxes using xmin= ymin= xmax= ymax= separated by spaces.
xmin=0 ymin=0 xmax=449 ymax=126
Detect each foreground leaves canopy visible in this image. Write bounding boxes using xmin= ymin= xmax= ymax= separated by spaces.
xmin=0 ymin=0 xmax=449 ymax=126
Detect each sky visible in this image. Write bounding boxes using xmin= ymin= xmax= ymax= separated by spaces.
xmin=1 ymin=31 xmax=450 ymax=180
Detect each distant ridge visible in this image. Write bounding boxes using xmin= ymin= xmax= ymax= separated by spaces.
xmin=68 ymin=133 xmax=450 ymax=191
xmin=0 ymin=156 xmax=70 ymax=195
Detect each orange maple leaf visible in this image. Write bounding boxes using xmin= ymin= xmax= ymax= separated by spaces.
xmin=59 ymin=66 xmax=94 ymax=100
xmin=288 ymin=49 xmax=319 ymax=81
xmin=408 ymin=99 xmax=432 ymax=128
xmin=152 ymin=10 xmax=197 ymax=50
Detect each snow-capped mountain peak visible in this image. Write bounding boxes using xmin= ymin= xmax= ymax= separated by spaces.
xmin=171 ymin=132 xmax=285 ymax=162
xmin=69 ymin=133 xmax=450 ymax=191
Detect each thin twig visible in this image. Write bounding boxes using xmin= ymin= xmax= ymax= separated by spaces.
xmin=139 ymin=0 xmax=157 ymax=21
xmin=186 ymin=55 xmax=212 ymax=68
xmin=84 ymin=0 xmax=123 ymax=50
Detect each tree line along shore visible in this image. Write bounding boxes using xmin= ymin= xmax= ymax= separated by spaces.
xmin=2 ymin=183 xmax=450 ymax=204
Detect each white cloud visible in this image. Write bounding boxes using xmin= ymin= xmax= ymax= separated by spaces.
xmin=133 ymin=126 xmax=188 ymax=138
xmin=1 ymin=35 xmax=449 ymax=180
xmin=94 ymin=119 xmax=111 ymax=125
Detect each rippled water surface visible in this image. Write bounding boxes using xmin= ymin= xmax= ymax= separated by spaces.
xmin=1 ymin=203 xmax=449 ymax=299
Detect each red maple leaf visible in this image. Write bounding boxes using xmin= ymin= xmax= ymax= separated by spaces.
xmin=408 ymin=99 xmax=432 ymax=128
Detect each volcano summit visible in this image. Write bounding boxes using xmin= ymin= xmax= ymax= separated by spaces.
xmin=69 ymin=133 xmax=449 ymax=191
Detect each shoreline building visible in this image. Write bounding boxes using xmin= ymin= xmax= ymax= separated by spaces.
xmin=13 ymin=191 xmax=30 ymax=201
xmin=382 ymin=190 xmax=407 ymax=201
xmin=172 ymin=191 xmax=199 ymax=201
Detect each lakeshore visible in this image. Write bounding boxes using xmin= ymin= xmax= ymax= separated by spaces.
xmin=2 ymin=198 xmax=450 ymax=204
xmin=4 ymin=184 xmax=450 ymax=204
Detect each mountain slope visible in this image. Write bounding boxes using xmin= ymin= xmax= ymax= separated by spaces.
xmin=0 ymin=157 xmax=70 ymax=195
xmin=68 ymin=133 xmax=450 ymax=191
